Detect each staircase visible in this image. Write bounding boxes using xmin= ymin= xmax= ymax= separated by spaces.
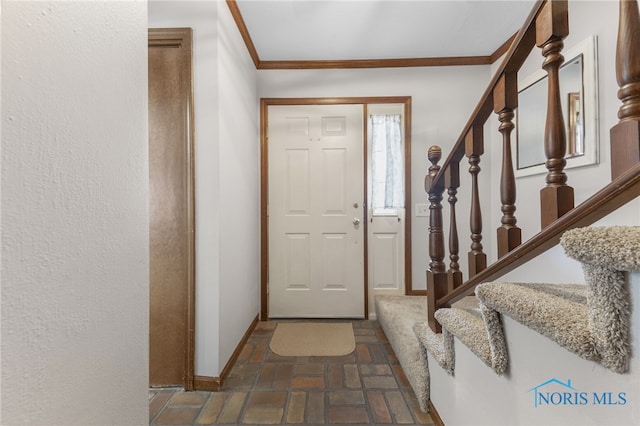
xmin=377 ymin=0 xmax=640 ymax=424
xmin=377 ymin=226 xmax=640 ymax=425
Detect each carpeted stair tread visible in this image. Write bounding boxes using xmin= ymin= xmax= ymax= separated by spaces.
xmin=561 ymin=226 xmax=640 ymax=271
xmin=451 ymin=295 xmax=483 ymax=317
xmin=510 ymin=282 xmax=587 ymax=304
xmin=435 ymin=307 xmax=492 ymax=368
xmin=413 ymin=321 xmax=453 ymax=374
xmin=476 ymin=282 xmax=596 ymax=362
xmin=560 ymin=226 xmax=640 ymax=373
xmin=375 ymin=295 xmax=429 ymax=412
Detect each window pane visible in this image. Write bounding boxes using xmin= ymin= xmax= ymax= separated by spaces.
xmin=370 ymin=114 xmax=404 ymax=214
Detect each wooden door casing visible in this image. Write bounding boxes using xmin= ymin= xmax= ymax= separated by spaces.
xmin=148 ymin=28 xmax=195 ymax=389
xmin=260 ymin=97 xmax=413 ymax=320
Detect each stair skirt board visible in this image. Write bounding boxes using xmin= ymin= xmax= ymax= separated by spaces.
xmin=375 ymin=295 xmax=430 ymax=412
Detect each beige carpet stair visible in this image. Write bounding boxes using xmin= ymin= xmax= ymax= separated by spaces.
xmin=375 ymin=295 xmax=430 ymax=412
xmin=436 ymin=304 xmax=501 ymax=372
xmin=377 ymin=226 xmax=640 ymax=412
xmin=475 ymin=226 xmax=640 ymax=374
xmin=414 ymin=296 xmax=508 ymax=375
xmin=476 ymin=282 xmax=594 ymax=362
xmin=413 ymin=321 xmax=453 ymax=375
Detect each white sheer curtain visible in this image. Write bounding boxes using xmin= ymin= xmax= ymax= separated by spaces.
xmin=370 ymin=114 xmax=404 ymax=212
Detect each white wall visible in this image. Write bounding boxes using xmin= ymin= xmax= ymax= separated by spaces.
xmin=149 ymin=1 xmax=259 ymax=377
xmin=217 ymin=1 xmax=260 ymax=369
xmin=2 ymin=2 xmax=149 ymax=424
xmin=258 ymin=65 xmax=492 ymax=291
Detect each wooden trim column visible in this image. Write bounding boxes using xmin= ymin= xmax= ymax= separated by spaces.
xmin=148 ymin=28 xmax=196 ymax=390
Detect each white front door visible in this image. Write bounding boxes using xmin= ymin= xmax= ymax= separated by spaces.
xmin=268 ymin=104 xmax=365 ymax=318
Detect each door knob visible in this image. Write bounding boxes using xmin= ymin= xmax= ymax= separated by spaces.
xmin=353 ymin=217 xmax=361 ymax=226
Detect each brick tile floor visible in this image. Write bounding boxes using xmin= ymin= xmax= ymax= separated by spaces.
xmin=149 ymin=320 xmax=433 ymax=425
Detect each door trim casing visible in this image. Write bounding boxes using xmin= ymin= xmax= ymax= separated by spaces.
xmin=260 ymin=97 xmax=413 ymax=321
xmin=148 ymin=28 xmax=196 ymax=390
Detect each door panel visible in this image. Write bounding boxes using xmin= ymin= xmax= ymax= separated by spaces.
xmin=269 ymin=104 xmax=364 ymax=318
xmin=286 ymin=233 xmax=311 ymax=289
xmin=322 ymin=148 xmax=348 ymax=213
xmin=322 ymin=233 xmax=347 ymax=289
xmin=285 ymin=149 xmax=310 ymax=213
xmin=370 ymin=215 xmax=404 ymax=291
xmin=372 ymin=231 xmax=400 ymax=288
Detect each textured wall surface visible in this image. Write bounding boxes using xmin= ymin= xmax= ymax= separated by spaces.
xmin=2 ymin=2 xmax=149 ymax=424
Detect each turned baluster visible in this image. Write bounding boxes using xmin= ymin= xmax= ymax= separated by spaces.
xmin=493 ymin=73 xmax=522 ymax=257
xmin=445 ymin=161 xmax=462 ymax=291
xmin=536 ymin=0 xmax=574 ymax=228
xmin=425 ymin=146 xmax=448 ymax=333
xmin=610 ymin=0 xmax=640 ymax=179
xmin=466 ymin=125 xmax=487 ymax=277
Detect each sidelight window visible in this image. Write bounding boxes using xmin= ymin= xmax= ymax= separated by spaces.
xmin=370 ymin=114 xmax=404 ymax=215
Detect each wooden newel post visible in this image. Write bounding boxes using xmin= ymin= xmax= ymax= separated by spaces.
xmin=425 ymin=146 xmax=447 ymax=333
xmin=466 ymin=126 xmax=487 ymax=277
xmin=493 ymin=73 xmax=522 ymax=258
xmin=536 ymin=0 xmax=575 ymax=228
xmin=610 ymin=0 xmax=640 ymax=179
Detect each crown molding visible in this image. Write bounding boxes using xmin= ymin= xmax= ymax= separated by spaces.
xmin=258 ymin=56 xmax=492 ymax=70
xmin=227 ymin=0 xmax=515 ymax=70
xmin=226 ymin=0 xmax=260 ymax=68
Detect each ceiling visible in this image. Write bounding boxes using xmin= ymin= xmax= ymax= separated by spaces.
xmin=234 ymin=0 xmax=537 ymax=64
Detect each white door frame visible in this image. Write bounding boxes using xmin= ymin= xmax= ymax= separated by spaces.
xmin=260 ymin=97 xmax=414 ymax=320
